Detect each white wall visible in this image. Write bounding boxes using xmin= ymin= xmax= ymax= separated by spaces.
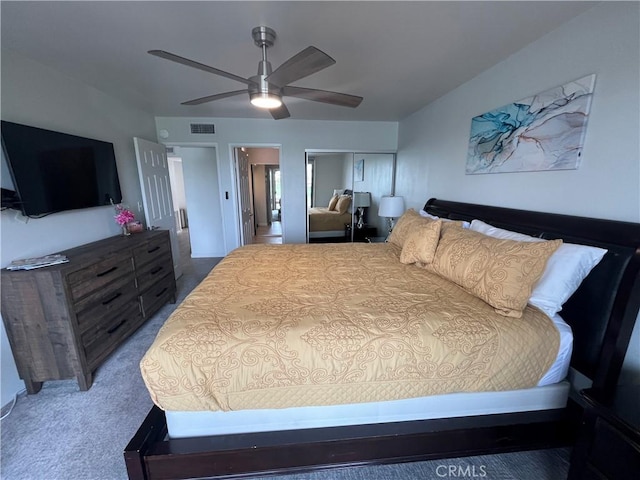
xmin=314 ymin=154 xmax=351 ymax=207
xmin=168 ymin=157 xmax=187 ymax=212
xmin=178 ymin=147 xmax=225 ymax=257
xmin=395 ymin=3 xmax=640 ymax=383
xmin=155 ymin=117 xmax=398 ymax=249
xmin=353 ymin=153 xmax=395 ymax=234
xmin=396 ymin=3 xmax=639 ymax=221
xmin=246 ymin=147 xmax=279 ymax=165
xmin=0 ymin=49 xmax=157 ymax=405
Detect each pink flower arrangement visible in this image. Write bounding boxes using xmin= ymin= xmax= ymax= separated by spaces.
xmin=114 ymin=204 xmax=135 ymax=226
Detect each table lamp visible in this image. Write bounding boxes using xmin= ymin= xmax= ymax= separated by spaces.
xmin=378 ymin=195 xmax=405 ymax=235
xmin=353 ymin=192 xmax=371 ymax=229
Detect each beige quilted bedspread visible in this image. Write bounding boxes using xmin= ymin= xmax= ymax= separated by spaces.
xmin=308 ymin=207 xmax=352 ymax=231
xmin=140 ymin=243 xmax=559 ymax=412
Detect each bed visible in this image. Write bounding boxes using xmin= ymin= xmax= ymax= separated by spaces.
xmin=125 ymin=198 xmax=640 ymax=480
xmin=307 ymin=206 xmax=352 ymax=239
xmin=308 ymin=190 xmax=353 ymax=240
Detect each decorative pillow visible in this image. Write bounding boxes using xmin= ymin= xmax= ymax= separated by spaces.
xmin=400 ymin=220 xmax=442 ymax=265
xmin=335 ymin=195 xmax=352 ymax=214
xmin=387 ymin=209 xmax=423 ymax=247
xmin=469 ymin=220 xmax=607 ymax=317
xmin=333 ymin=189 xmax=345 ymax=196
xmin=327 ymin=194 xmax=339 ymax=211
xmin=431 ymin=227 xmax=562 ymax=318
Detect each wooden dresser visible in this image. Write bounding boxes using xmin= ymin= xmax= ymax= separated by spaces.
xmin=1 ymin=230 xmax=176 ymax=393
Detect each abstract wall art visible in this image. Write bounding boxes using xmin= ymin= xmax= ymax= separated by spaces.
xmin=354 ymin=158 xmax=364 ymax=182
xmin=466 ymin=74 xmax=596 ymax=174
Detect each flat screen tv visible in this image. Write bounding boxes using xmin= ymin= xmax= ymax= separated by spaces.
xmin=1 ymin=120 xmax=123 ymax=216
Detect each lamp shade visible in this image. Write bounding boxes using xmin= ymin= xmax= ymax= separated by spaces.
xmin=378 ymin=195 xmax=405 ymax=218
xmin=353 ymin=192 xmax=371 ymax=208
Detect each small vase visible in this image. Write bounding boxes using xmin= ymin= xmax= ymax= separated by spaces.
xmin=122 ymin=225 xmax=130 ymax=236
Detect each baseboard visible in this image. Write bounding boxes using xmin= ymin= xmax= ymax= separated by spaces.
xmin=1 ymin=388 xmax=25 ymax=419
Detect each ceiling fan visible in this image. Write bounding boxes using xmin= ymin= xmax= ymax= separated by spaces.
xmin=149 ymin=26 xmax=363 ymax=120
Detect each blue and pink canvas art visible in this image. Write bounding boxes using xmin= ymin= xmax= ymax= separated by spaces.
xmin=466 ymin=74 xmax=595 ymax=174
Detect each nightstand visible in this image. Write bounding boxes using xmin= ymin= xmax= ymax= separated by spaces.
xmin=352 ymin=226 xmax=377 ymax=242
xmin=567 ymin=385 xmax=640 ymax=480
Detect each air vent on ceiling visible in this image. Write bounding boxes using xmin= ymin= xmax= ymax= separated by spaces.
xmin=190 ymin=123 xmax=215 ymax=134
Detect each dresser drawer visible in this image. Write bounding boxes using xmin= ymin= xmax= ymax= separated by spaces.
xmin=68 ymin=254 xmax=134 ymax=302
xmin=137 ymin=253 xmax=173 ymax=293
xmin=74 ymin=278 xmax=139 ymax=333
xmin=82 ymin=303 xmax=144 ymax=370
xmin=73 ymin=270 xmax=136 ymax=314
xmin=140 ymin=273 xmax=176 ymax=318
xmin=134 ymin=235 xmax=171 ymax=269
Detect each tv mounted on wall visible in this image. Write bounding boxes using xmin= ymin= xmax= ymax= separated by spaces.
xmin=1 ymin=120 xmax=123 ymax=217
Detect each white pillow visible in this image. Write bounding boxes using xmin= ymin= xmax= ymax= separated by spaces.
xmin=469 ymin=219 xmax=607 ymax=317
xmin=333 ymin=189 xmax=345 ymax=196
xmin=419 ymin=210 xmax=470 ymax=228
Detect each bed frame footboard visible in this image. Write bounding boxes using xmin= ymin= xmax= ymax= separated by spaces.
xmin=125 ymin=403 xmax=580 ymax=480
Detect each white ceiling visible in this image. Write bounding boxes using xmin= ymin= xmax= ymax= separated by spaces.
xmin=1 ymin=1 xmax=595 ymax=122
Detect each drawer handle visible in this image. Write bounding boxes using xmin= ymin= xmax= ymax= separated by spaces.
xmin=107 ymin=319 xmax=127 ymax=334
xmin=147 ymin=246 xmax=161 ymax=254
xmin=102 ymin=292 xmax=122 ymax=305
xmin=96 ymin=266 xmax=118 ymax=277
xmin=150 ymin=266 xmax=163 ymax=275
xmin=155 ymin=287 xmax=168 ymax=298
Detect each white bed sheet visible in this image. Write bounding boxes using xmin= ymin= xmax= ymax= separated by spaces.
xmin=538 ymin=313 xmax=573 ymax=386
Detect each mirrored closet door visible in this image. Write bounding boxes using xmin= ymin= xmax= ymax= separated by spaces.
xmin=306 ymin=151 xmax=395 ymax=243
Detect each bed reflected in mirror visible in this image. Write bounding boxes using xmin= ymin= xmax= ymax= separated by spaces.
xmin=306 ymin=151 xmax=395 ymax=243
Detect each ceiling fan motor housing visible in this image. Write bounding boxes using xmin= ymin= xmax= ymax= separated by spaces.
xmin=252 ymin=26 xmax=276 ymax=48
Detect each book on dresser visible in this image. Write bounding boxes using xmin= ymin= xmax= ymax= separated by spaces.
xmin=1 ymin=230 xmax=176 ymax=394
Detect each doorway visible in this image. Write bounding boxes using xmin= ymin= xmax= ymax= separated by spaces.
xmin=167 ymin=155 xmax=191 ymax=270
xmin=164 ymin=145 xmax=226 ymax=260
xmin=234 ymin=146 xmax=282 ymax=245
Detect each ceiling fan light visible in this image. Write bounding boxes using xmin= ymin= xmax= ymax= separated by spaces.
xmin=250 ymin=92 xmax=282 ymax=109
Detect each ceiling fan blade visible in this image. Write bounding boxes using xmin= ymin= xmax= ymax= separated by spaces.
xmin=270 ymin=103 xmax=290 ymax=120
xmin=149 ymin=50 xmax=255 ymax=86
xmin=181 ymin=90 xmax=247 ymax=106
xmin=282 ymin=86 xmax=363 ymax=108
xmin=266 ymin=46 xmax=335 ymax=87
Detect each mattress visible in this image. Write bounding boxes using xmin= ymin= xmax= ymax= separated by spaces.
xmin=166 ymin=381 xmax=570 ymax=438
xmin=141 ymin=243 xmax=561 ymax=413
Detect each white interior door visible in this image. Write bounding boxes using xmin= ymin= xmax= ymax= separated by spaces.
xmin=134 ymin=137 xmax=181 ymax=278
xmin=235 ymin=148 xmax=254 ymax=246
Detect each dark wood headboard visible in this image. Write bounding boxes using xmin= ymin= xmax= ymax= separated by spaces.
xmin=423 ymin=198 xmax=640 ymax=395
